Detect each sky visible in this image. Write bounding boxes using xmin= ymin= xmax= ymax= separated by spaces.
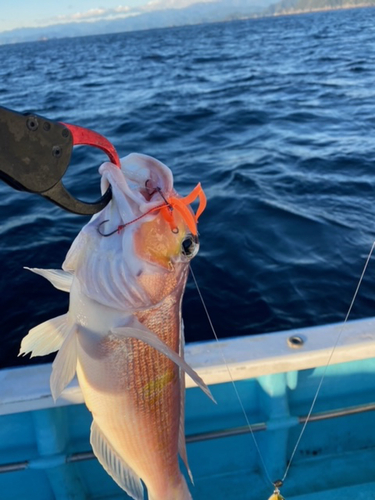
xmin=0 ymin=0 xmax=215 ymax=33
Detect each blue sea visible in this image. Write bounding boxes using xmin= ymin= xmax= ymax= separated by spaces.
xmin=1 ymin=8 xmax=375 ymax=369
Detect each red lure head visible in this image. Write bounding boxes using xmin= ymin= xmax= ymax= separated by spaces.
xmin=98 ymin=183 xmax=206 ymax=238
xmin=159 ymin=183 xmax=206 ymax=236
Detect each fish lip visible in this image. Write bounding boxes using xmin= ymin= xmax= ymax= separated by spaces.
xmin=99 ymin=154 xmax=175 ymax=222
xmin=118 ymin=153 xmax=175 ymax=216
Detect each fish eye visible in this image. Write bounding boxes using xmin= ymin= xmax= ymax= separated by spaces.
xmin=181 ymin=234 xmax=199 ymax=260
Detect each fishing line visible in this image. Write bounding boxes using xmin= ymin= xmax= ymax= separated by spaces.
xmin=282 ymin=239 xmax=375 ymax=483
xmin=97 ymin=203 xmax=169 ymax=236
xmin=191 ymin=240 xmax=375 ymax=495
xmin=190 ymin=266 xmax=274 ymax=487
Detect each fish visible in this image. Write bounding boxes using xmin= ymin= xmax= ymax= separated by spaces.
xmin=19 ymin=153 xmax=214 ymax=500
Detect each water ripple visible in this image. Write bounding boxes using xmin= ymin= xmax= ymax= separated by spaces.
xmin=1 ymin=9 xmax=375 ymax=368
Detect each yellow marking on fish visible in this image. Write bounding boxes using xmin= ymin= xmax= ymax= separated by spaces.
xmin=268 ymin=493 xmax=285 ymax=500
xmin=142 ymin=368 xmax=177 ymax=402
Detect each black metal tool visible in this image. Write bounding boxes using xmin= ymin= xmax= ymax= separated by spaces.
xmin=0 ymin=106 xmax=121 ymax=215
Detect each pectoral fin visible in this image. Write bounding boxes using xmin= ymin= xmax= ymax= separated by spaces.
xmin=50 ymin=327 xmax=77 ymax=401
xmin=19 ymin=314 xmax=69 ymax=358
xmin=112 ymin=324 xmax=215 ymax=403
xmin=90 ymin=421 xmax=144 ymax=500
xmin=24 ymin=267 xmax=73 ymax=292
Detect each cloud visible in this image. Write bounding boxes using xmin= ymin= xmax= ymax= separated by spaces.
xmin=114 ymin=6 xmax=133 ymax=13
xmin=40 ymin=0 xmax=216 ymax=28
xmin=70 ymin=8 xmax=107 ymax=21
xmin=143 ymin=0 xmax=216 ymax=10
xmin=46 ymin=5 xmax=134 ymax=26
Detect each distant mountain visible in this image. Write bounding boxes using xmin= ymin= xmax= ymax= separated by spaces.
xmin=0 ymin=0 xmax=270 ymax=45
xmin=0 ymin=0 xmax=373 ymax=45
xmin=265 ymin=0 xmax=375 ymax=15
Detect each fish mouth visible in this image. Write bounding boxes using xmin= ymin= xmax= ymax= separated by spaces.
xmin=96 ymin=153 xmax=180 ymax=240
xmin=99 ymin=153 xmax=203 ymax=242
xmin=95 ymin=153 xmax=177 ymax=235
xmin=118 ymin=153 xmax=175 ymax=216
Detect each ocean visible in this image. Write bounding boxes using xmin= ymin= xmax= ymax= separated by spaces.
xmin=1 ymin=8 xmax=375 ymax=369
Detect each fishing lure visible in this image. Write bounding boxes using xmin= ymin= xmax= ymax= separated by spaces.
xmin=268 ymin=489 xmax=285 ymax=500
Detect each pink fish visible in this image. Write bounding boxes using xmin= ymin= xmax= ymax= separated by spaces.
xmin=20 ymin=153 xmax=213 ymax=500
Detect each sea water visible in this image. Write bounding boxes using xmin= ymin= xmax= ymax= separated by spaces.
xmin=1 ymin=8 xmax=375 ymax=368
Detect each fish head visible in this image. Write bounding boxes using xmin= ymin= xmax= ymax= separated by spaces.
xmin=64 ymin=153 xmax=205 ymax=309
xmin=133 ymin=195 xmax=200 ymax=304
xmin=124 ymin=154 xmax=204 ymax=304
xmin=134 ymin=193 xmax=200 ymax=270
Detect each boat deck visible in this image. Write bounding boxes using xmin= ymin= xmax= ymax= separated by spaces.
xmin=1 ymin=317 xmax=375 ymax=499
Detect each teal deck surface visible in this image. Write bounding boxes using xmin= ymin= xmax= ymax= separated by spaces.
xmin=1 ymin=354 xmax=375 ymax=499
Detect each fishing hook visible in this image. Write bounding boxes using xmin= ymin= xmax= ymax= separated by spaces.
xmin=97 ymin=220 xmax=123 ymax=237
xmin=96 ymin=198 xmax=171 ymax=237
xmin=156 ymin=186 xmax=172 ymax=210
xmin=145 ymin=179 xmax=158 ymax=197
xmin=97 ymin=182 xmax=169 ymax=237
